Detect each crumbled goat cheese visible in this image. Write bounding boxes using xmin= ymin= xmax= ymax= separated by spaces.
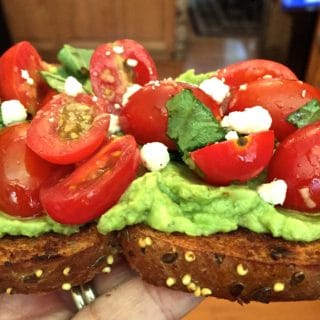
xmin=257 ymin=180 xmax=287 ymax=205
xmin=225 ymin=130 xmax=239 ymax=140
xmin=20 ymin=69 xmax=34 ymax=85
xmin=64 ymin=76 xmax=84 ymax=97
xmin=1 ymin=100 xmax=28 ymax=126
xmin=126 ymin=58 xmax=138 ymax=67
xmin=108 ymin=114 xmax=121 ymax=134
xmin=140 ymin=142 xmax=170 ymax=172
xmin=221 ymin=106 xmax=272 ymax=134
xmin=113 ymin=45 xmax=124 ymax=54
xmin=199 ymin=77 xmax=230 ymax=104
xmin=122 ymin=84 xmax=142 ymax=106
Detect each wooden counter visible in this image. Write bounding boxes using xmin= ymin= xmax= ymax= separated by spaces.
xmin=184 ymin=298 xmax=320 ymax=320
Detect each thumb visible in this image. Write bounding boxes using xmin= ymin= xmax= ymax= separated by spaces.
xmin=73 ymin=277 xmax=202 ymax=320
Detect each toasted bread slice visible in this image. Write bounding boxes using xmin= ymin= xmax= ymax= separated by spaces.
xmin=0 ymin=224 xmax=119 ymax=294
xmin=121 ymin=225 xmax=320 ymax=303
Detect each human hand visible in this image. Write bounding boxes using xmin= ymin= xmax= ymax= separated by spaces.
xmin=0 ymin=260 xmax=202 ymax=320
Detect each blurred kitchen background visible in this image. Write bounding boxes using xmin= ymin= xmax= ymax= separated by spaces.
xmin=1 ymin=0 xmax=320 ymax=85
xmin=1 ymin=0 xmax=320 ymax=319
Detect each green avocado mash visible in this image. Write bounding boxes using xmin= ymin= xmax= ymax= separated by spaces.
xmin=97 ymin=163 xmax=320 ymax=242
xmin=0 ymin=212 xmax=79 ymax=238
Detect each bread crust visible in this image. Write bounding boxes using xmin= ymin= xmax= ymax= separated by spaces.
xmin=121 ymin=225 xmax=320 ymax=303
xmin=0 ymin=224 xmax=119 ymax=294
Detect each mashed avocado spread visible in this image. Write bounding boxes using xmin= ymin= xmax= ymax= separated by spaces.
xmin=0 ymin=213 xmax=79 ymax=238
xmin=97 ymin=163 xmax=320 ymax=242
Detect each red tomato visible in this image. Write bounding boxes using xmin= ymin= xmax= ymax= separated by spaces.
xmin=0 ymin=123 xmax=62 ymax=218
xmin=0 ymin=41 xmax=49 ymax=114
xmin=40 ymin=135 xmax=140 ymax=224
xmin=190 ymin=131 xmax=275 ymax=185
xmin=27 ymin=93 xmax=110 ymax=165
xmin=225 ymin=78 xmax=320 ymax=141
xmin=120 ymin=80 xmax=222 ymax=149
xmin=38 ymin=88 xmax=58 ymax=109
xmin=90 ymin=39 xmax=158 ymax=106
xmin=216 ymin=59 xmax=298 ymax=87
xmin=268 ymin=122 xmax=320 ymax=213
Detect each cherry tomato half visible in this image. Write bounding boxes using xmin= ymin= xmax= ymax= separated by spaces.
xmin=225 ymin=78 xmax=320 ymax=141
xmin=268 ymin=121 xmax=320 ymax=213
xmin=216 ymin=59 xmax=298 ymax=87
xmin=0 ymin=123 xmax=62 ymax=218
xmin=27 ymin=93 xmax=110 ymax=165
xmin=40 ymin=135 xmax=140 ymax=224
xmin=90 ymin=39 xmax=158 ymax=106
xmin=120 ymin=80 xmax=222 ymax=149
xmin=190 ymin=130 xmax=275 ymax=185
xmin=0 ymin=41 xmax=49 ymax=114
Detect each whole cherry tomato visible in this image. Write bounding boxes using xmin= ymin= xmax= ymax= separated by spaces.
xmin=191 ymin=130 xmax=275 ymax=185
xmin=90 ymin=39 xmax=158 ymax=106
xmin=27 ymin=93 xmax=110 ymax=165
xmin=0 ymin=41 xmax=49 ymax=114
xmin=225 ymin=78 xmax=320 ymax=141
xmin=0 ymin=123 xmax=62 ymax=218
xmin=216 ymin=59 xmax=298 ymax=87
xmin=268 ymin=121 xmax=320 ymax=213
xmin=120 ymin=80 xmax=222 ymax=149
xmin=40 ymin=135 xmax=140 ymax=224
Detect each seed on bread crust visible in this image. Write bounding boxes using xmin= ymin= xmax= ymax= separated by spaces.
xmin=62 ymin=283 xmax=72 ymax=291
xmin=184 ymin=251 xmax=196 ymax=262
xmin=236 ymin=264 xmax=248 ymax=276
xmin=121 ymin=225 xmax=320 ymax=302
xmin=166 ymin=277 xmax=176 ymax=287
xmin=273 ymin=282 xmax=285 ymax=292
xmin=63 ymin=267 xmax=71 ymax=277
xmin=0 ymin=224 xmax=119 ymax=294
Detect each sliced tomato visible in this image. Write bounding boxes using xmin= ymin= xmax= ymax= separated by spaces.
xmin=225 ymin=78 xmax=320 ymax=141
xmin=40 ymin=135 xmax=140 ymax=224
xmin=216 ymin=59 xmax=298 ymax=87
xmin=0 ymin=123 xmax=63 ymax=218
xmin=90 ymin=39 xmax=158 ymax=106
xmin=27 ymin=93 xmax=110 ymax=165
xmin=191 ymin=130 xmax=275 ymax=185
xmin=120 ymin=80 xmax=222 ymax=149
xmin=268 ymin=121 xmax=320 ymax=213
xmin=0 ymin=41 xmax=49 ymax=114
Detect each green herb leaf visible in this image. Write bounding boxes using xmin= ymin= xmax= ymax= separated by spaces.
xmin=175 ymin=69 xmax=216 ymax=86
xmin=0 ymin=106 xmax=4 ymax=128
xmin=287 ymin=99 xmax=320 ymax=128
xmin=41 ymin=66 xmax=93 ymax=94
xmin=167 ymin=89 xmax=226 ymax=154
xmin=57 ymin=45 xmax=93 ymax=78
xmin=41 ymin=70 xmax=66 ymax=93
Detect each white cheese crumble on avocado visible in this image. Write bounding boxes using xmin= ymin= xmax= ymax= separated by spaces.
xmin=257 ymin=179 xmax=287 ymax=205
xmin=140 ymin=142 xmax=170 ymax=172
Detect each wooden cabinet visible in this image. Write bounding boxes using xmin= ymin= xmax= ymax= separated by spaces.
xmin=1 ymin=0 xmax=179 ymax=60
xmin=306 ymin=13 xmax=320 ymax=86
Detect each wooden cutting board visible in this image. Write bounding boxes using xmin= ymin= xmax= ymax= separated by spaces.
xmin=184 ymin=298 xmax=320 ymax=320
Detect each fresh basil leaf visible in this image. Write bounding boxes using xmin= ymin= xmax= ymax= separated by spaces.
xmin=57 ymin=45 xmax=93 ymax=78
xmin=287 ymin=99 xmax=320 ymax=128
xmin=41 ymin=66 xmax=92 ymax=94
xmin=167 ymin=89 xmax=226 ymax=154
xmin=41 ymin=70 xmax=66 ymax=93
xmin=175 ymin=69 xmax=216 ymax=86
xmin=0 ymin=107 xmax=4 ymax=128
